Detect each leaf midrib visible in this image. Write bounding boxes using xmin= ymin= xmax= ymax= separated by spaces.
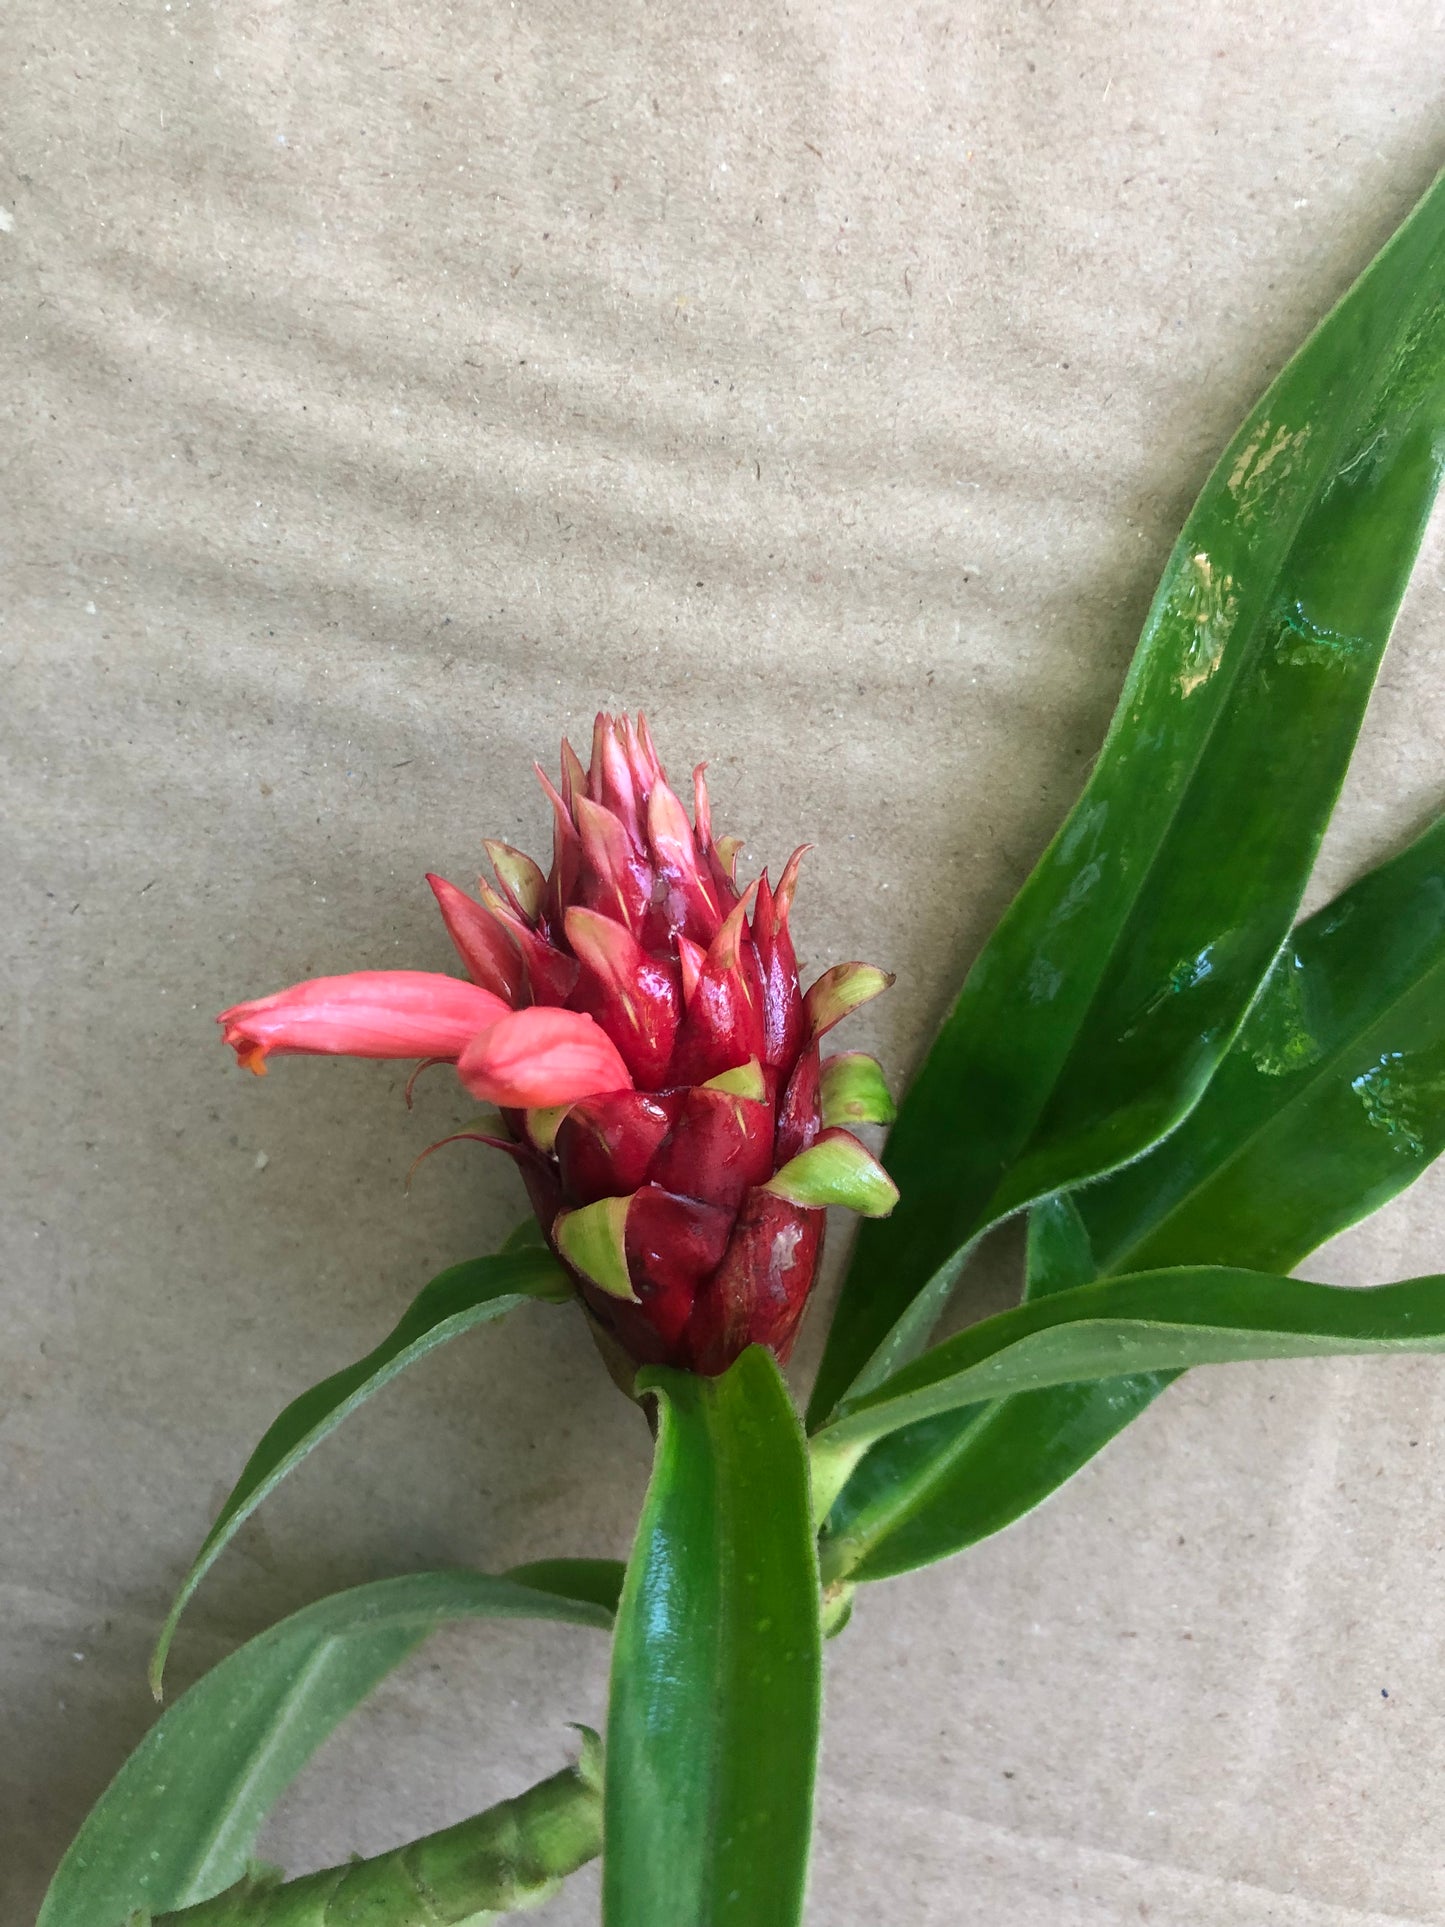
xmin=172 ymin=1631 xmax=361 ymax=1903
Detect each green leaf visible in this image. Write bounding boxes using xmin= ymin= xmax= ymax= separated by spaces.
xmin=812 ymin=1268 xmax=1445 ymax=1466
xmin=604 ymin=1348 xmax=821 ymax=1927
xmin=826 ymin=805 xmax=1445 ymax=1581
xmin=502 ymin=1215 xmax=550 ymax=1252
xmin=818 ymin=1373 xmax=1173 ymax=1587
xmin=1023 ymin=1192 xmax=1098 ymax=1298
xmin=506 ymin=1558 xmax=627 ymax=1616
xmin=1078 ymin=806 xmax=1445 ymax=1273
xmin=809 ymin=167 xmax=1445 ymax=1427
xmin=40 ymin=1566 xmax=616 ymax=1927
xmin=151 ymin=1246 xmax=571 ymax=1692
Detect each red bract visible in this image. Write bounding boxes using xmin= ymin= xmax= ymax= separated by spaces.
xmin=218 ymin=714 xmax=898 ymax=1375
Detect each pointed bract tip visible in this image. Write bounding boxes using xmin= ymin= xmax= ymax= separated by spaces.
xmin=636 ymin=713 xmax=662 ymax=781
xmin=555 ymin=1194 xmax=638 ymax=1301
xmin=774 ymin=844 xmax=810 ymax=923
xmin=620 ymin=714 xmax=658 ymax=797
xmin=591 ymin=716 xmax=643 ymax=840
xmin=701 ymin=1055 xmax=766 ymax=1100
xmin=588 ymin=712 xmax=611 ymax=797
xmin=427 ymin=872 xmax=526 ymax=1004
xmin=478 ymin=880 xmax=579 ymax=1004
xmin=647 ymin=776 xmax=706 ymax=882
xmin=803 ymin=961 xmax=894 ymax=1040
xmin=535 ymin=764 xmax=580 ymax=846
xmin=763 ymin=1129 xmax=899 ymax=1217
xmin=559 ymin=738 xmax=588 ymax=815
xmin=677 ymin=933 xmax=706 ymax=1007
xmin=707 ymin=882 xmax=760 ymax=972
xmin=485 ymin=840 xmax=547 ymax=923
xmin=692 ymin=762 xmax=713 ymax=848
xmin=572 ymin=1725 xmax=605 ymax=1791
xmin=713 ymin=834 xmax=745 ymax=881
xmin=574 ymin=794 xmax=636 ymax=924
xmin=565 ymin=904 xmax=643 ymax=988
xmin=820 ymin=1052 xmax=897 ymax=1128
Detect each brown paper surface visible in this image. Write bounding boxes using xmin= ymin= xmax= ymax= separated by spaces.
xmin=6 ymin=2 xmax=1445 ymax=1920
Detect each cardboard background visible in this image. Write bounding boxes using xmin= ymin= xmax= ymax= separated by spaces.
xmin=6 ymin=2 xmax=1444 ymax=1919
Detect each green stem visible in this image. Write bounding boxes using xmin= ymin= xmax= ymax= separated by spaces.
xmin=145 ymin=1733 xmax=603 ymax=1927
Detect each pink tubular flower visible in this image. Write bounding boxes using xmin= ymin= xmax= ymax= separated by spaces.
xmin=457 ymin=1006 xmax=632 ymax=1109
xmin=219 ymin=713 xmax=898 ymax=1375
xmin=218 ymin=972 xmax=513 ymax=1074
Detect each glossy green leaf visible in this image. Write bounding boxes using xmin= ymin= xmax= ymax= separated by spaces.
xmin=1024 ymin=1192 xmax=1098 ymax=1297
xmin=809 ymin=168 xmax=1445 ymax=1427
xmin=812 ymin=1268 xmax=1445 ymax=1472
xmin=818 ymin=1372 xmax=1174 ymax=1587
xmin=40 ymin=1566 xmax=617 ymax=1927
xmin=505 ymin=1557 xmax=628 ymax=1616
xmin=151 ymin=1245 xmax=571 ymax=1692
xmin=826 ymin=807 xmax=1445 ymax=1581
xmin=1079 ymin=806 xmax=1445 ymax=1272
xmin=819 ymin=1190 xmax=1169 ymax=1584
xmin=604 ymin=1347 xmax=821 ymax=1927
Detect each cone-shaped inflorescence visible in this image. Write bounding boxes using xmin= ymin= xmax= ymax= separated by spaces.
xmin=220 ymin=714 xmax=897 ymax=1374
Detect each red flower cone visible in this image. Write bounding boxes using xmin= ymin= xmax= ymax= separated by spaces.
xmin=219 ymin=714 xmax=897 ymax=1375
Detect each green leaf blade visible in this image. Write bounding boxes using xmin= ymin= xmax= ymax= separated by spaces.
xmin=825 ymin=804 xmax=1445 ymax=1583
xmin=1023 ymin=1191 xmax=1098 ymax=1300
xmin=505 ymin=1557 xmax=627 ymax=1616
xmin=604 ymin=1348 xmax=821 ymax=1927
xmin=816 ymin=1267 xmax=1445 ymax=1456
xmin=819 ymin=1374 xmax=1170 ymax=1586
xmin=40 ymin=1566 xmax=615 ymax=1927
xmin=1080 ymin=809 xmax=1445 ymax=1275
xmin=810 ymin=168 xmax=1445 ymax=1426
xmin=149 ymin=1246 xmax=570 ymax=1694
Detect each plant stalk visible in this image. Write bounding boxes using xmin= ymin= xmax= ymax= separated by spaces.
xmin=142 ymin=1733 xmax=602 ymax=1927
